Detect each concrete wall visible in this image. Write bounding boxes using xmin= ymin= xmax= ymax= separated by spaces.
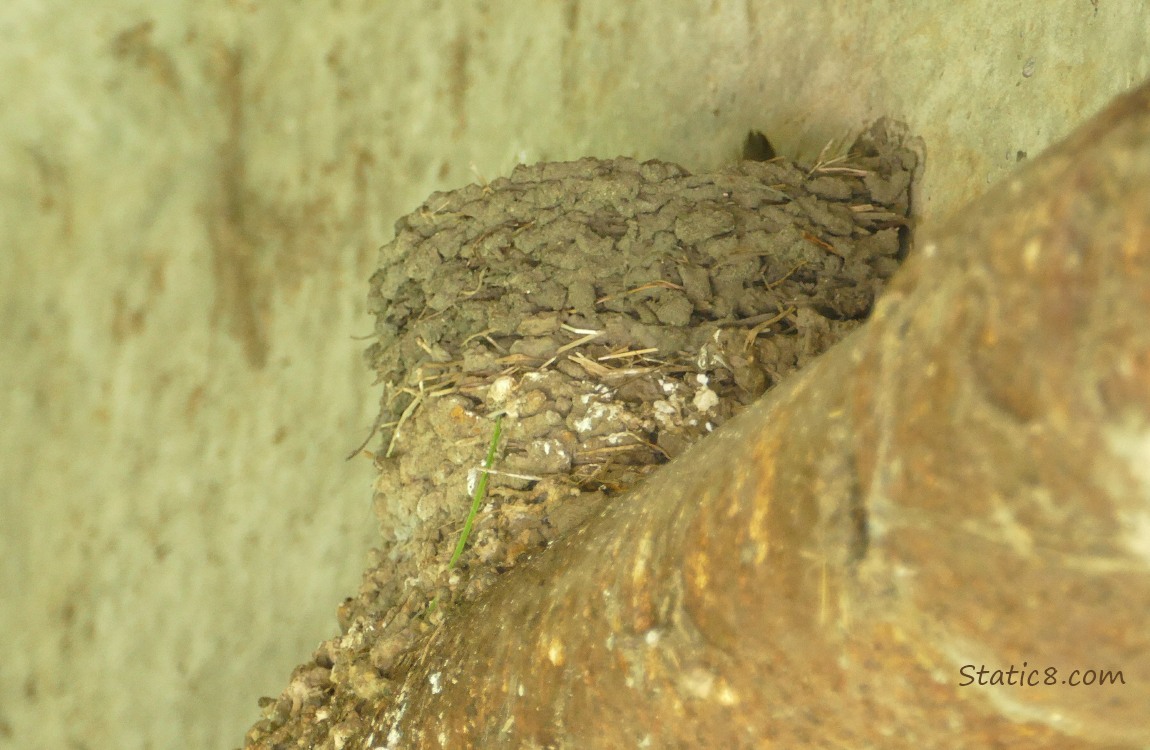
xmin=2 ymin=2 xmax=1146 ymax=747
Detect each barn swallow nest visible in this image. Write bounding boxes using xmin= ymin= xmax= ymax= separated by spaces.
xmin=245 ymin=119 xmax=918 ymax=748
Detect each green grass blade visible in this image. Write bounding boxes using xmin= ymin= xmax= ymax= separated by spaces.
xmin=448 ymin=414 xmax=503 ymax=569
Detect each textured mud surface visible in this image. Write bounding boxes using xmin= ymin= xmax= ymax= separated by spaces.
xmin=244 ymin=121 xmax=917 ymax=748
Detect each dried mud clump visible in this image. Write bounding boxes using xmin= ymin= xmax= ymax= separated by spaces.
xmin=243 ymin=121 xmax=918 ymax=749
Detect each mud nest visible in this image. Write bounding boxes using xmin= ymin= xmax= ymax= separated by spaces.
xmin=244 ymin=120 xmax=918 ymax=749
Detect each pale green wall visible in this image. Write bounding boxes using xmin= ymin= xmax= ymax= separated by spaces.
xmin=2 ymin=2 xmax=1147 ymax=747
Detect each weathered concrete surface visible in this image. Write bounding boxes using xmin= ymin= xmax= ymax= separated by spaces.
xmin=363 ymin=82 xmax=1150 ymax=748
